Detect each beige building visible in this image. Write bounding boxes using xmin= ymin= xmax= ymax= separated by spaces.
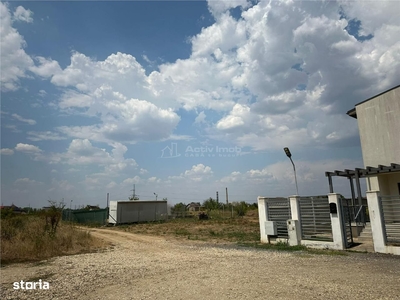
xmin=347 ymin=85 xmax=400 ymax=195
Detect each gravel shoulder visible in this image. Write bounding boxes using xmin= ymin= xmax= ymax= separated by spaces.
xmin=1 ymin=227 xmax=400 ymax=300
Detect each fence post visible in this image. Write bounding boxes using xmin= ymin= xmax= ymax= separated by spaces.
xmin=366 ymin=191 xmax=387 ymax=253
xmin=328 ymin=193 xmax=346 ymax=250
xmin=288 ymin=196 xmax=301 ymax=246
xmin=258 ymin=197 xmax=270 ymax=243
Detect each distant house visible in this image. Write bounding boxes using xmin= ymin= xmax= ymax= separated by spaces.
xmin=186 ymin=202 xmax=201 ymax=212
xmin=85 ymin=205 xmax=100 ymax=211
xmin=0 ymin=204 xmax=24 ymax=214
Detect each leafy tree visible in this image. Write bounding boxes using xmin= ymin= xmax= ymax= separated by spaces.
xmin=171 ymin=202 xmax=186 ymax=214
xmin=202 ymin=197 xmax=221 ymax=211
xmin=249 ymin=203 xmax=258 ymax=210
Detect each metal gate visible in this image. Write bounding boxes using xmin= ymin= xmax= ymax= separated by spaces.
xmin=266 ymin=198 xmax=291 ymax=238
xmin=341 ymin=197 xmax=353 ymax=248
xmin=380 ymin=195 xmax=400 ymax=245
xmin=299 ymin=196 xmax=333 ymax=241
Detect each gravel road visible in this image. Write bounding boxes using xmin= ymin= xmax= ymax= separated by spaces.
xmin=1 ymin=227 xmax=400 ymax=300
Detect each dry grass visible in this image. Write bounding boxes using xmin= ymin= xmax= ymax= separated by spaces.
xmin=110 ymin=209 xmax=261 ymax=244
xmin=1 ymin=215 xmax=107 ymax=265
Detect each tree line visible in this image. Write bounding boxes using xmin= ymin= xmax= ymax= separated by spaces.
xmin=171 ymin=198 xmax=258 ymax=217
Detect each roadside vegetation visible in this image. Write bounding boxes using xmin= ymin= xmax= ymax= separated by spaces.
xmin=0 ymin=201 xmax=106 ymax=265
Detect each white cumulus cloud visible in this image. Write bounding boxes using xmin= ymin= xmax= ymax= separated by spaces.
xmin=1 ymin=148 xmax=14 ymax=155
xmin=0 ymin=3 xmax=34 ymax=91
xmin=13 ymin=6 xmax=33 ymax=23
xmin=15 ymin=143 xmax=42 ymax=153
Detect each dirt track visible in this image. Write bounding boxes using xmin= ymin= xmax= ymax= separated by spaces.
xmin=1 ymin=227 xmax=400 ymax=300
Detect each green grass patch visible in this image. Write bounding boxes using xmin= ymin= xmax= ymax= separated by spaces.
xmin=109 ymin=211 xmax=261 ymax=244
xmin=174 ymin=228 xmax=191 ymax=236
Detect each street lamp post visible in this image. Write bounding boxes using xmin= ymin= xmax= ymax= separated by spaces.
xmin=154 ymin=193 xmax=158 ymax=201
xmin=283 ymin=147 xmax=299 ymax=196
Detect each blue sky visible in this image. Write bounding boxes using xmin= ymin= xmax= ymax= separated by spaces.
xmin=1 ymin=1 xmax=399 ymax=208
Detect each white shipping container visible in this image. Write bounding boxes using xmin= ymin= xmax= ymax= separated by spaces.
xmin=108 ymin=200 xmax=168 ymax=224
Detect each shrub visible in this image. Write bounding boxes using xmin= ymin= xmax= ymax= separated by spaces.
xmin=41 ymin=201 xmax=65 ymax=236
xmin=234 ymin=201 xmax=248 ymax=217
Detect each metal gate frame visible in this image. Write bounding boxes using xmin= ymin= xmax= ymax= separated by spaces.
xmin=299 ymin=196 xmax=333 ymax=242
xmin=266 ymin=198 xmax=291 ymax=238
xmin=340 ymin=197 xmax=354 ymax=248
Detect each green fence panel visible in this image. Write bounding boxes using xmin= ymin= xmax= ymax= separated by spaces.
xmin=62 ymin=208 xmax=108 ymax=225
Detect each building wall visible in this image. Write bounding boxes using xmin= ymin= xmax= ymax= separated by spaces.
xmin=355 ymin=86 xmax=400 ymax=167
xmin=109 ymin=201 xmax=168 ymax=224
xmin=356 ymin=86 xmax=400 ymax=195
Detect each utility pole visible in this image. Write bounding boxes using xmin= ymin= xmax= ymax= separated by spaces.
xmin=225 ymin=187 xmax=229 ymax=205
xmin=130 ymin=184 xmax=139 ymax=200
xmin=106 ymin=193 xmax=109 ymax=208
xmin=131 ymin=184 xmax=136 ymax=200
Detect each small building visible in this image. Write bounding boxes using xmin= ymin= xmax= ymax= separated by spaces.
xmin=108 ymin=200 xmax=168 ymax=225
xmin=186 ymin=202 xmax=201 ymax=212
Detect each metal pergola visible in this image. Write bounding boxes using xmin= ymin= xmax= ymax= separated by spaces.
xmin=325 ymin=163 xmax=400 ymax=207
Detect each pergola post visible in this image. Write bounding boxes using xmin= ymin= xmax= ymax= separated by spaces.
xmin=327 ymin=174 xmax=333 ymax=193
xmin=349 ymin=177 xmax=356 ymax=207
xmin=354 ymin=169 xmax=364 ymax=223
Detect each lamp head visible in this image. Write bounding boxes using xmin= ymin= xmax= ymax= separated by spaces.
xmin=283 ymin=147 xmax=292 ymax=158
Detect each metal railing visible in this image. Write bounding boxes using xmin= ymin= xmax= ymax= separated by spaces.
xmin=299 ymin=196 xmax=333 ymax=242
xmin=344 ymin=205 xmax=369 ymax=223
xmin=380 ymin=195 xmax=400 ymax=245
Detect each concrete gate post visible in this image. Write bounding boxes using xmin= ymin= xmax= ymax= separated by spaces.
xmin=258 ymin=197 xmax=270 ymax=243
xmin=328 ymin=193 xmax=346 ymax=250
xmin=288 ymin=196 xmax=301 ymax=246
xmin=366 ymin=191 xmax=387 ymax=253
